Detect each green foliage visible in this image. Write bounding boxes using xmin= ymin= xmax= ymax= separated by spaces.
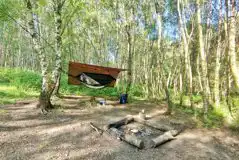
xmin=172 ymin=93 xmax=238 ymax=129
xmin=128 ymin=85 xmax=144 ymax=98
xmin=38 ymin=0 xmax=47 ymax=6
xmin=59 ymin=74 xmax=146 ymax=99
xmin=175 ymin=103 xmax=225 ymax=128
xmin=230 ymin=113 xmax=239 ymax=131
xmin=0 ymin=0 xmax=23 ymax=21
xmin=203 ymin=108 xmax=225 ymax=128
xmin=0 ymin=84 xmax=39 ymax=105
xmin=192 ymin=95 xmax=202 ymax=103
xmin=0 ymin=68 xmax=145 ymax=104
xmin=0 ymin=68 xmax=41 ymax=90
xmin=181 ymin=95 xmax=191 ymax=107
xmin=0 ymin=68 xmax=40 ymax=104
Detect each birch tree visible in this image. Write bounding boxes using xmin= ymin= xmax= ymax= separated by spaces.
xmin=177 ymin=0 xmax=194 ymax=108
xmin=52 ymin=0 xmax=66 ymax=96
xmin=227 ymin=0 xmax=239 ymax=92
xmin=25 ymin=0 xmax=53 ymax=112
xmin=214 ymin=0 xmax=223 ymax=108
xmin=196 ymin=0 xmax=211 ymax=117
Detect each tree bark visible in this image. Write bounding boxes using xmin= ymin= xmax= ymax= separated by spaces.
xmin=104 ymin=116 xmax=134 ymax=130
xmin=52 ymin=0 xmax=65 ymax=96
xmin=196 ymin=0 xmax=211 ymax=117
xmin=177 ymin=0 xmax=194 ymax=108
xmin=150 ymin=130 xmax=179 ymax=148
xmin=25 ymin=0 xmax=52 ymax=112
xmin=125 ymin=24 xmax=133 ymax=94
xmin=228 ymin=0 xmax=239 ymax=92
xmin=214 ymin=0 xmax=222 ymax=108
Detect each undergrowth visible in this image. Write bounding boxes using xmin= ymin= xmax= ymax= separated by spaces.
xmin=0 ymin=68 xmax=144 ymax=103
xmin=0 ymin=68 xmax=40 ymax=104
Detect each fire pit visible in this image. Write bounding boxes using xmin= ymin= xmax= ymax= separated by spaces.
xmin=101 ymin=115 xmax=181 ymax=149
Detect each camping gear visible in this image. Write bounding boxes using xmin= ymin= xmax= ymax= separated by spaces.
xmin=99 ymin=99 xmax=106 ymax=105
xmin=120 ymin=94 xmax=128 ymax=104
xmin=68 ymin=61 xmax=126 ymax=89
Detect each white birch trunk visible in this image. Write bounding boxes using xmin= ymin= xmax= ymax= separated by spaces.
xmin=196 ymin=0 xmax=211 ymax=116
xmin=52 ymin=0 xmax=64 ymax=96
xmin=228 ymin=0 xmax=239 ymax=92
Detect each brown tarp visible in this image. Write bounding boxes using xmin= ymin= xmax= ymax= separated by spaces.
xmin=68 ymin=61 xmax=126 ymax=87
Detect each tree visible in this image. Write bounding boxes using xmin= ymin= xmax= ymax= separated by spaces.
xmin=227 ymin=0 xmax=239 ymax=92
xmin=196 ymin=0 xmax=211 ymax=117
xmin=214 ymin=0 xmax=223 ymax=108
xmin=25 ymin=0 xmax=53 ymax=112
xmin=51 ymin=0 xmax=66 ymax=96
xmin=177 ymin=0 xmax=194 ymax=108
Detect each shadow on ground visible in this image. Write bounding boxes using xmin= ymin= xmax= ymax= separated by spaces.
xmin=0 ymin=97 xmax=238 ymax=160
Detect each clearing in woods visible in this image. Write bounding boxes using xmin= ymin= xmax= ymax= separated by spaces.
xmin=0 ymin=97 xmax=238 ymax=160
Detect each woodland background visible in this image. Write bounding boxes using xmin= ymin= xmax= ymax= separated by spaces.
xmin=0 ymin=0 xmax=239 ymax=128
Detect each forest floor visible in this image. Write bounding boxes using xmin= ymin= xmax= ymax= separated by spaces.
xmin=0 ymin=96 xmax=239 ymax=160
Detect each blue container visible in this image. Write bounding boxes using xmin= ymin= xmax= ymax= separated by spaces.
xmin=120 ymin=94 xmax=128 ymax=104
xmin=99 ymin=100 xmax=106 ymax=105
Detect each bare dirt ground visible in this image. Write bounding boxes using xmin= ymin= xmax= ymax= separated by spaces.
xmin=0 ymin=96 xmax=239 ymax=160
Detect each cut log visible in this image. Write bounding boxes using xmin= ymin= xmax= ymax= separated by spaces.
xmin=124 ymin=134 xmax=144 ymax=149
xmin=134 ymin=117 xmax=173 ymax=131
xmin=90 ymin=122 xmax=104 ymax=135
xmin=138 ymin=109 xmax=146 ymax=120
xmin=150 ymin=130 xmax=179 ymax=148
xmin=107 ymin=127 xmax=144 ymax=149
xmin=107 ymin=127 xmax=124 ymax=139
xmin=104 ymin=116 xmax=134 ymax=130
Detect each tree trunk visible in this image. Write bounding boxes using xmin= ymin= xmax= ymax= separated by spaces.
xmin=228 ymin=0 xmax=239 ymax=92
xmin=26 ymin=0 xmax=52 ymax=112
xmin=164 ymin=81 xmax=172 ymax=114
xmin=126 ymin=24 xmax=133 ymax=94
xmin=177 ymin=0 xmax=194 ymax=108
xmin=52 ymin=0 xmax=64 ymax=96
xmin=214 ymin=0 xmax=222 ymax=108
xmin=196 ymin=0 xmax=211 ymax=117
xmin=224 ymin=2 xmax=231 ymax=105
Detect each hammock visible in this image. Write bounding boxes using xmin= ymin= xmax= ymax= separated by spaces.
xmin=68 ymin=61 xmax=126 ymax=89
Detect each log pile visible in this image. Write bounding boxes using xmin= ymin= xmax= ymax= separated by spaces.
xmin=90 ymin=115 xmax=182 ymax=149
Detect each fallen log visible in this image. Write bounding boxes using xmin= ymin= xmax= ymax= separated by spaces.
xmin=124 ymin=134 xmax=144 ymax=149
xmin=134 ymin=117 xmax=173 ymax=131
xmin=104 ymin=116 xmax=134 ymax=130
xmin=150 ymin=130 xmax=179 ymax=148
xmin=107 ymin=127 xmax=124 ymax=139
xmin=107 ymin=127 xmax=144 ymax=149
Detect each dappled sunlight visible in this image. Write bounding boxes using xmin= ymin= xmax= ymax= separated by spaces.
xmin=1 ymin=0 xmax=239 ymax=158
xmin=0 ymin=98 xmax=238 ymax=159
xmin=0 ymin=85 xmax=38 ymax=105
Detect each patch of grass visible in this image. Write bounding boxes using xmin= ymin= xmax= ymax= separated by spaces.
xmin=192 ymin=95 xmax=202 ymax=103
xmin=0 ymin=68 xmax=41 ymax=90
xmin=0 ymin=68 xmax=145 ymax=104
xmin=203 ymin=108 xmax=225 ymax=128
xmin=0 ymin=84 xmax=39 ymax=105
xmin=172 ymin=96 xmax=229 ymax=129
xmin=0 ymin=68 xmax=40 ymax=104
xmin=0 ymin=109 xmax=8 ymax=114
xmin=229 ymin=114 xmax=239 ymax=132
